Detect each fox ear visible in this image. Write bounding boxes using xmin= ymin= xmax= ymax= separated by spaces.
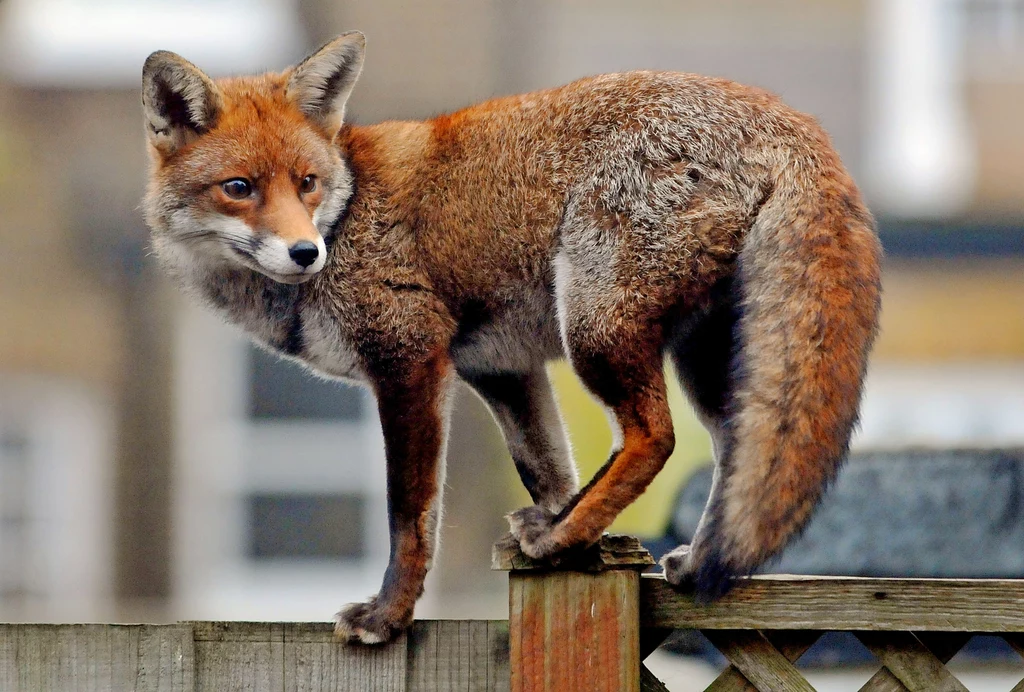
xmin=287 ymin=32 xmax=365 ymax=136
xmin=142 ymin=51 xmax=222 ymax=157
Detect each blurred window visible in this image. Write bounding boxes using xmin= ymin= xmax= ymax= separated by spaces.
xmin=248 ymin=492 xmax=366 ymax=560
xmin=248 ymin=346 xmax=363 ymax=421
xmin=0 ymin=0 xmax=305 ymax=87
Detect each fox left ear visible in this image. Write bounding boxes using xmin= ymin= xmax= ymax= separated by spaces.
xmin=287 ymin=31 xmax=366 ymax=136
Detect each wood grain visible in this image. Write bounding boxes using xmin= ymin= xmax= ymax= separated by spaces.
xmin=10 ymin=573 xmax=1024 ymax=690
xmin=407 ymin=620 xmax=508 ymax=691
xmin=859 ymin=632 xmax=969 ymax=692
xmin=0 ymin=621 xmax=509 ymax=691
xmin=0 ymin=624 xmax=193 ymax=692
xmin=509 ymin=570 xmax=640 ymax=692
xmin=641 ymin=574 xmax=1024 ymax=631
xmin=856 ymin=631 xmax=968 ymax=692
xmin=194 ymin=622 xmax=286 ymax=691
xmin=284 ymin=621 xmax=407 ymax=692
xmin=706 ymin=630 xmax=822 ymax=692
xmin=492 ymin=533 xmax=654 ymax=572
xmin=703 ymin=630 xmax=816 ymax=692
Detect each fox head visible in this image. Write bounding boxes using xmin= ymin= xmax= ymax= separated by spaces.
xmin=141 ymin=33 xmax=365 ymax=284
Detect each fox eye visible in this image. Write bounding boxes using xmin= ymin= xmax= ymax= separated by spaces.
xmin=221 ymin=178 xmax=253 ymax=200
xmin=299 ymin=175 xmax=318 ymax=194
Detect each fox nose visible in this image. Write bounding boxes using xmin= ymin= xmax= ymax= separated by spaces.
xmin=289 ymin=241 xmax=319 ymax=268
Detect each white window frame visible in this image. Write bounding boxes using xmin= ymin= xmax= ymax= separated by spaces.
xmin=172 ymin=302 xmax=390 ymax=622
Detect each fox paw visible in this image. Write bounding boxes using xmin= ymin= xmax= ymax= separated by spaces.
xmin=660 ymin=544 xmax=695 ymax=587
xmin=507 ymin=505 xmax=563 ymax=559
xmin=334 ymin=597 xmax=409 ymax=645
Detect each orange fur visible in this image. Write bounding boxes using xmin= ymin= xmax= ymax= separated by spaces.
xmin=142 ymin=34 xmax=882 ymax=643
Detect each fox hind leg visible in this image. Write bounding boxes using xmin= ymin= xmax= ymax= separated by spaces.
xmin=508 ymin=307 xmax=676 ymax=559
xmin=463 ymin=368 xmax=578 ymax=512
xmin=661 ymin=290 xmax=739 ymax=590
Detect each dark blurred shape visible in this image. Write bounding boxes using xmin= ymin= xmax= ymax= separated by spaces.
xmin=669 ymin=449 xmax=1024 ymax=578
xmin=248 ymin=346 xmax=362 ymax=420
xmin=879 ymin=220 xmax=1024 ymax=259
xmin=248 ymin=492 xmax=365 ymax=559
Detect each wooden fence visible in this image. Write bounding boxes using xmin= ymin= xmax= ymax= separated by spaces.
xmin=4 ymin=535 xmax=1024 ymax=691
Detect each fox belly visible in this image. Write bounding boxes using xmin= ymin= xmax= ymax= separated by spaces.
xmin=449 ymin=282 xmax=563 ymax=376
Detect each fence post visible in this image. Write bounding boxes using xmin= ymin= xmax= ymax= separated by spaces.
xmin=492 ymin=534 xmax=654 ymax=692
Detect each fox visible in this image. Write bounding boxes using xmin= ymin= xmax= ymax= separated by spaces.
xmin=141 ymin=32 xmax=882 ymax=644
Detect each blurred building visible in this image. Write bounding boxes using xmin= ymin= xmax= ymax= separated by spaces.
xmin=0 ymin=0 xmax=1021 ymax=625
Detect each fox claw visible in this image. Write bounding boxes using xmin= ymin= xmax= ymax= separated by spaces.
xmin=334 ymin=597 xmax=408 ymax=645
xmin=507 ymin=505 xmax=562 ymax=559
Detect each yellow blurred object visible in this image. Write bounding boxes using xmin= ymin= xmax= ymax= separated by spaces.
xmin=548 ymin=360 xmax=712 ymax=538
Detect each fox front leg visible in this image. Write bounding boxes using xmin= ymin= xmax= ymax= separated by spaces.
xmin=335 ymin=353 xmax=453 ymax=644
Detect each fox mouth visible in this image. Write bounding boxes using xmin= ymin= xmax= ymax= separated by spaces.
xmin=227 ymin=244 xmax=319 ymax=284
xmin=267 ymin=271 xmax=316 ymax=285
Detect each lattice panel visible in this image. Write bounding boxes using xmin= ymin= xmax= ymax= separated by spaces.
xmin=639 ymin=630 xmax=1024 ymax=692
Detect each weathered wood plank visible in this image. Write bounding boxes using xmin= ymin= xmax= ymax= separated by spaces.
xmin=0 ymin=624 xmax=193 ymax=692
xmin=641 ymin=574 xmax=1024 ymax=631
xmin=194 ymin=622 xmax=285 ymax=691
xmin=139 ymin=625 xmax=197 ymax=692
xmin=705 ymin=630 xmax=822 ymax=692
xmin=485 ymin=620 xmax=511 ymax=692
xmin=193 ymin=621 xmax=411 ymax=692
xmin=855 ymin=631 xmax=968 ymax=692
xmin=282 ymin=621 xmax=407 ymax=692
xmin=859 ymin=632 xmax=969 ymax=692
xmin=703 ymin=630 xmax=816 ymax=692
xmin=509 ymin=570 xmax=641 ymax=692
xmin=492 ymin=534 xmax=654 ymax=572
xmin=0 ymin=625 xmax=17 ymax=692
xmin=403 ymin=619 xmax=509 ymax=691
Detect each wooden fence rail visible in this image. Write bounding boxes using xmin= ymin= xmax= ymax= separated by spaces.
xmin=1 ymin=620 xmax=510 ymax=691
xmin=5 ymin=536 xmax=1024 ymax=691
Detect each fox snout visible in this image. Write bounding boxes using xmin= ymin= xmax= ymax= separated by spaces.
xmin=246 ymin=228 xmax=327 ymax=283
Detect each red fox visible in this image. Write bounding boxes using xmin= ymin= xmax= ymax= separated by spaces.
xmin=142 ymin=32 xmax=882 ymax=644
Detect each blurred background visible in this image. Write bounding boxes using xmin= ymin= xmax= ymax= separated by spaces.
xmin=0 ymin=0 xmax=1022 ymax=687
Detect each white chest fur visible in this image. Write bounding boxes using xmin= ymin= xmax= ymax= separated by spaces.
xmin=299 ymin=309 xmax=365 ymax=382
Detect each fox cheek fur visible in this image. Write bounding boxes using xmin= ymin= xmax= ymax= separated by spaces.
xmin=142 ymin=32 xmax=881 ymax=644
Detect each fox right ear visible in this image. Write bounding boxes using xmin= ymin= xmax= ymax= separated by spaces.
xmin=142 ymin=51 xmax=222 ymax=157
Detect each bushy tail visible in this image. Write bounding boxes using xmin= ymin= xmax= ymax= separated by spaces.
xmin=693 ymin=163 xmax=882 ymax=597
